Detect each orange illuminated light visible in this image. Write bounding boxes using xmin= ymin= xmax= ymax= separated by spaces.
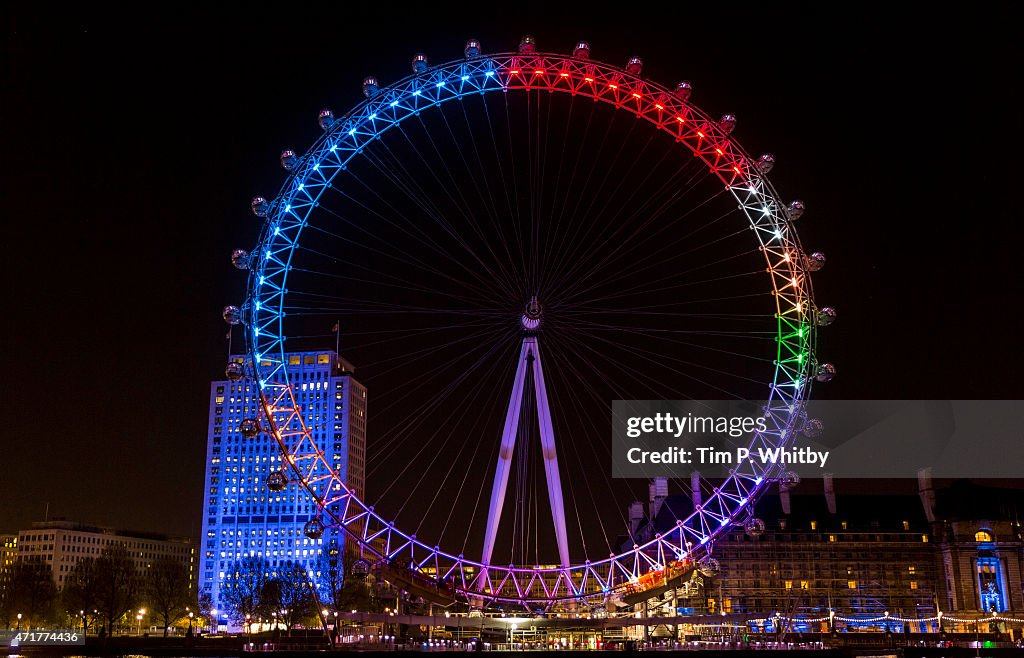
xmin=697 ymin=131 xmax=705 ymax=138
xmin=584 ymin=77 xmax=594 ymax=82
xmin=655 ymin=104 xmax=664 ymax=110
xmin=559 ymin=72 xmax=569 ymax=77
xmin=609 ymin=83 xmax=618 ymax=89
xmin=716 ymin=148 xmax=723 ymax=155
xmin=632 ymin=93 xmax=641 ymax=98
xmin=510 ymin=70 xmax=520 ymax=75
xmin=534 ymin=69 xmax=545 ymax=75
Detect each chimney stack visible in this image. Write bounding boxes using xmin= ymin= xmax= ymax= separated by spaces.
xmin=824 ymin=473 xmax=837 ymax=515
xmin=918 ymin=468 xmax=936 ymax=523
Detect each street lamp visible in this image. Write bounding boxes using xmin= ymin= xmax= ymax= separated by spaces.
xmin=136 ymin=614 xmax=143 ymax=636
xmin=188 ymin=611 xmax=194 ymax=635
xmin=16 ymin=613 xmax=22 ymax=631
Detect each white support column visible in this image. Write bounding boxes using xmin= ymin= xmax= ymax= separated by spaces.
xmin=480 ymin=338 xmax=532 ymax=570
xmin=480 ymin=335 xmax=571 ymax=572
xmin=529 ymin=338 xmax=571 ymax=568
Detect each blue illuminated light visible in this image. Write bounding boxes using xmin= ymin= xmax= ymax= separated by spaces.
xmin=412 ymin=90 xmax=421 ymax=96
xmin=461 ymin=75 xmax=470 ymax=81
xmin=329 ymin=145 xmax=337 ymax=151
xmin=485 ymin=71 xmax=495 ymax=77
xmin=436 ymin=81 xmax=445 ymax=88
xmin=368 ymin=113 xmax=377 ymax=120
xmin=348 ymin=128 xmax=356 ymax=135
xmin=390 ymin=101 xmax=398 ymax=107
xmin=285 ymin=204 xmax=291 ymax=212
xmin=274 ymin=227 xmax=280 ymax=236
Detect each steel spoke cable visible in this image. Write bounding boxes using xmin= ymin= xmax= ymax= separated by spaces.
xmin=308 ymin=202 xmax=500 ymax=301
xmin=373 ymin=334 xmax=516 ymax=498
xmin=397 ymin=340 xmax=516 ymax=530
xmin=403 ymin=113 xmax=525 ymax=298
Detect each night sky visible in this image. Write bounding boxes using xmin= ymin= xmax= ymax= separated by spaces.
xmin=2 ymin=5 xmax=1019 ymax=542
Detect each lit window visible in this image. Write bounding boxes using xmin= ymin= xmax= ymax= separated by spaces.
xmin=800 ymin=581 xmax=809 ymax=590
xmin=810 ymin=521 xmax=817 ymax=530
xmin=910 ymin=581 xmax=918 ymax=590
xmin=289 ymin=355 xmax=301 ymax=365
xmin=902 ymin=521 xmax=910 ymax=530
xmin=304 ymin=355 xmax=315 ymax=365
xmin=784 ymin=580 xmax=793 ymax=589
xmin=829 ymin=535 xmax=837 ymax=543
xmin=847 ymin=580 xmax=857 ymax=589
xmin=841 ymin=521 xmax=848 ymax=530
xmin=921 ymin=534 xmax=929 ymax=543
xmin=317 ymin=354 xmax=330 ymax=364
xmin=975 ymin=530 xmax=993 ymax=542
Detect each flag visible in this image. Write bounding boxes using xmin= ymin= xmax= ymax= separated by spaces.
xmin=332 ymin=322 xmax=340 ymax=333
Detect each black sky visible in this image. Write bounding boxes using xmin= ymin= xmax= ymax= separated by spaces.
xmin=1 ymin=4 xmax=1020 ymax=539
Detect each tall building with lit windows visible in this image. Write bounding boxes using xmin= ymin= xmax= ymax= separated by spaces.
xmin=198 ymin=350 xmax=367 ymax=621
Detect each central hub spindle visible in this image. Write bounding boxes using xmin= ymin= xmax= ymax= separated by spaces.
xmin=521 ymin=296 xmax=543 ymax=332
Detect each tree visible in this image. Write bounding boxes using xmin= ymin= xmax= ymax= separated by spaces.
xmin=314 ymin=547 xmax=373 ymax=613
xmin=221 ymin=555 xmax=269 ymax=630
xmin=265 ymin=562 xmax=316 ymax=634
xmin=93 ymin=545 xmax=139 ymax=635
xmin=62 ymin=558 xmax=100 ymax=634
xmin=145 ymin=556 xmax=191 ymax=637
xmin=0 ymin=563 xmax=57 ymax=628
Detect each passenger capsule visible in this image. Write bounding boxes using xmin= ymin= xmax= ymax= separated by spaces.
xmin=572 ymin=40 xmax=591 ymax=59
xmin=518 ymin=35 xmax=537 ymax=53
xmin=266 ymin=470 xmax=287 ymax=492
xmin=757 ymin=153 xmax=775 ymax=173
xmin=222 ymin=305 xmax=242 ymax=325
xmin=464 ymin=38 xmax=481 ymax=58
xmin=802 ymin=418 xmax=824 ymax=438
xmin=279 ymin=149 xmax=298 ymax=171
xmin=231 ymin=248 xmax=250 ymax=270
xmin=411 ymin=54 xmax=428 ymax=74
xmin=625 ymin=56 xmax=643 ymax=75
xmin=744 ymin=517 xmax=766 ymax=537
xmin=698 ymin=557 xmax=721 ymax=576
xmin=225 ymin=362 xmax=245 ymax=382
xmin=779 ymin=471 xmax=801 ymax=490
xmin=816 ymin=306 xmax=837 ymax=326
xmin=250 ymin=196 xmax=269 ymax=217
xmin=318 ymin=108 xmax=335 ymax=131
xmin=304 ymin=517 xmax=325 ymax=539
xmin=719 ymin=113 xmax=737 ymax=134
xmin=239 ymin=417 xmax=261 ymax=438
xmin=787 ymin=199 xmax=806 ymax=221
xmin=362 ymin=76 xmax=379 ymax=98
xmin=674 ymin=80 xmax=693 ymax=100
xmin=815 ymin=362 xmax=836 ymax=383
xmin=804 ymin=251 xmax=826 ymax=272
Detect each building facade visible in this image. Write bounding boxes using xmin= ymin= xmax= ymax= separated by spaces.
xmin=13 ymin=521 xmax=192 ymax=590
xmin=198 ymin=350 xmax=367 ymax=620
xmin=624 ymin=477 xmax=1024 ymax=623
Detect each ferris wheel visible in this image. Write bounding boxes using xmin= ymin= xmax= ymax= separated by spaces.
xmin=223 ymin=35 xmax=835 ymax=607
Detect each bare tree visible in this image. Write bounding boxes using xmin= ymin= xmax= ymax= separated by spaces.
xmin=145 ymin=556 xmax=191 ymax=637
xmin=221 ymin=555 xmax=269 ymax=630
xmin=1 ymin=563 xmax=57 ymax=629
xmin=94 ymin=545 xmax=139 ymax=635
xmin=62 ymin=558 xmax=100 ymax=633
xmin=268 ymin=561 xmax=316 ymax=634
